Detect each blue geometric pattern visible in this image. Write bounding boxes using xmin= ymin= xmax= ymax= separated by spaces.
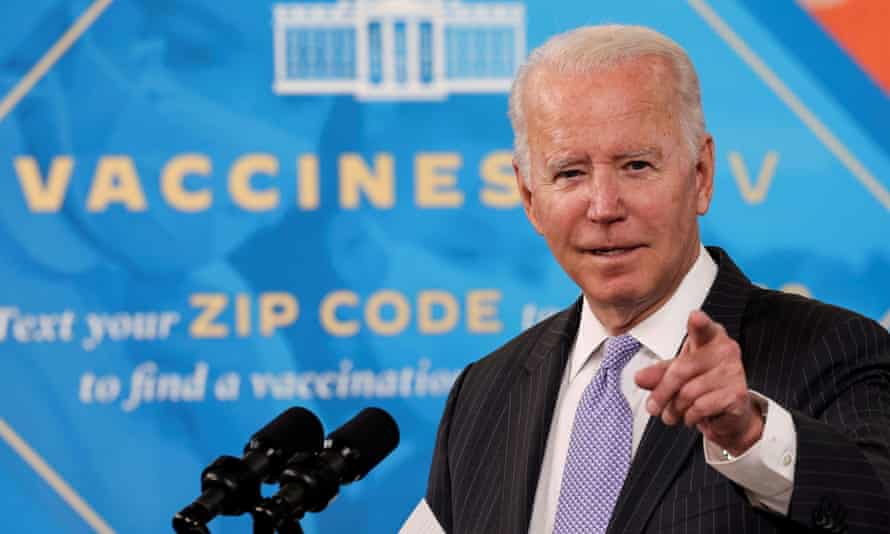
xmin=0 ymin=1 xmax=887 ymax=533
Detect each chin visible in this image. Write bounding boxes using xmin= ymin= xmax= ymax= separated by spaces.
xmin=580 ymin=278 xmax=646 ymax=308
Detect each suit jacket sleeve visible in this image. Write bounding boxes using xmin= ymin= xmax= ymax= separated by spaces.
xmin=787 ymin=314 xmax=890 ymax=532
xmin=426 ymin=363 xmax=473 ymax=533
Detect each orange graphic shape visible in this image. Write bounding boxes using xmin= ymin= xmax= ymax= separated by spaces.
xmin=801 ymin=0 xmax=890 ymax=96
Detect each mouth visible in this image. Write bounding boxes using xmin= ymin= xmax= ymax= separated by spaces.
xmin=586 ymin=245 xmax=644 ymax=257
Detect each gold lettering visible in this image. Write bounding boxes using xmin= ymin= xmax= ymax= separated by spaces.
xmin=235 ymin=293 xmax=251 ymax=337
xmin=780 ymin=283 xmax=812 ymax=298
xmin=467 ymin=290 xmax=502 ymax=333
xmin=230 ymin=154 xmax=279 ymax=211
xmin=320 ymin=291 xmax=360 ymax=337
xmin=365 ymin=290 xmax=410 ymax=335
xmin=298 ymin=154 xmax=320 ymax=210
xmin=259 ymin=292 xmax=298 ymax=336
xmin=161 ymin=154 xmax=212 ymax=212
xmin=339 ymin=153 xmax=395 ymax=209
xmin=729 ymin=150 xmax=780 ymax=205
xmin=86 ymin=156 xmax=147 ymax=212
xmin=189 ymin=294 xmax=228 ymax=339
xmin=480 ymin=151 xmax=520 ymax=207
xmin=417 ymin=290 xmax=459 ymax=334
xmin=14 ymin=156 xmax=73 ymax=212
xmin=415 ymin=152 xmax=463 ymax=207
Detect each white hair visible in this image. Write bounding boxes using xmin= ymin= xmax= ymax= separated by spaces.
xmin=507 ymin=25 xmax=706 ymax=183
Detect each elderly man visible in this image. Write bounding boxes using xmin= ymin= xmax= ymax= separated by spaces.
xmin=422 ymin=25 xmax=890 ymax=533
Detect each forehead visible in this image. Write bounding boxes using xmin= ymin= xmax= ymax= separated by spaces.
xmin=523 ymin=58 xmax=680 ymax=142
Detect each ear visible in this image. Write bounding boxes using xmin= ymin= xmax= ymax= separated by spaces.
xmin=514 ymin=159 xmax=543 ymax=234
xmin=694 ymin=134 xmax=715 ymax=215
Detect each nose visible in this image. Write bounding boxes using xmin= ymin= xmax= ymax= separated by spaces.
xmin=585 ymin=170 xmax=626 ymax=224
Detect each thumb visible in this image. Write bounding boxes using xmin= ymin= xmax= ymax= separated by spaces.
xmin=635 ymin=360 xmax=670 ymax=391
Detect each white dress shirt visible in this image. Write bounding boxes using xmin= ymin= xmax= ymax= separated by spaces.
xmin=527 ymin=245 xmax=796 ymax=534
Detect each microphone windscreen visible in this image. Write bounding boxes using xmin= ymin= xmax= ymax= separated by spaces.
xmin=246 ymin=407 xmax=324 ymax=456
xmin=327 ymin=407 xmax=400 ymax=479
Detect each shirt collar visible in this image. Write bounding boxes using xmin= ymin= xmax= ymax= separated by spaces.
xmin=568 ymin=244 xmax=718 ymax=382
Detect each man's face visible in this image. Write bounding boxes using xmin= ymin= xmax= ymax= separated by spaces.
xmin=516 ymin=58 xmax=714 ymax=326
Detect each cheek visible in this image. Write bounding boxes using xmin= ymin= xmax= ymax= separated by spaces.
xmin=535 ymin=194 xmax=581 ymax=237
xmin=654 ymin=183 xmax=698 ymax=227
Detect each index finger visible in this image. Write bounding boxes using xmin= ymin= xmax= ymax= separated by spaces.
xmin=686 ymin=310 xmax=722 ymax=350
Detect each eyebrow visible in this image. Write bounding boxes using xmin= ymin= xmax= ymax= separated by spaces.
xmin=546 ymin=154 xmax=590 ymax=170
xmin=614 ymin=147 xmax=662 ymax=161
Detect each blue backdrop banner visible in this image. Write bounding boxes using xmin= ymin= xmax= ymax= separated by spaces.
xmin=1 ymin=1 xmax=888 ymax=533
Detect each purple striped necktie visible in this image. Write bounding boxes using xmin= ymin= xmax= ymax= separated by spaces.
xmin=552 ymin=334 xmax=643 ymax=534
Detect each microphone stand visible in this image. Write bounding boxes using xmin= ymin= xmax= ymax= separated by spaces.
xmin=251 ymin=512 xmax=304 ymax=534
xmin=278 ymin=522 xmax=304 ymax=534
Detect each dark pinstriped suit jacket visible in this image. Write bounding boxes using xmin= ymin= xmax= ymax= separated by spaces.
xmin=426 ymin=247 xmax=890 ymax=533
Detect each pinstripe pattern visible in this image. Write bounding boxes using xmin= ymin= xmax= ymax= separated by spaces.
xmin=426 ymin=247 xmax=890 ymax=533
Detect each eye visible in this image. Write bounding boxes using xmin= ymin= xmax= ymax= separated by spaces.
xmin=555 ymin=169 xmax=584 ymax=180
xmin=625 ymin=160 xmax=652 ymax=171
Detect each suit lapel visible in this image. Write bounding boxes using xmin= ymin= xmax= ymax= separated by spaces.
xmin=607 ymin=247 xmax=752 ymax=533
xmin=500 ymin=298 xmax=581 ymax=533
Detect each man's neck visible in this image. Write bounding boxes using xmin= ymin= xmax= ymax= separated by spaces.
xmin=590 ymin=300 xmax=667 ymax=336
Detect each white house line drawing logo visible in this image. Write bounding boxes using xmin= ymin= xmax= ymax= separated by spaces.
xmin=273 ymin=0 xmax=525 ymax=100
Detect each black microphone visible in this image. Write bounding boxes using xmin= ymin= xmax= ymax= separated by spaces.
xmin=252 ymin=407 xmax=400 ymax=531
xmin=173 ymin=407 xmax=324 ymax=534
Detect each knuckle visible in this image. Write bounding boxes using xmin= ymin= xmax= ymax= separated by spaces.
xmin=673 ymin=400 xmax=688 ymax=415
xmin=732 ymin=368 xmax=746 ymax=384
xmin=715 ymin=342 xmax=735 ymax=361
xmin=649 ymin=389 xmax=667 ymax=404
xmin=722 ymin=364 xmax=739 ymax=381
xmin=729 ymin=340 xmax=741 ymax=356
xmin=677 ymin=384 xmax=697 ymax=404
xmin=649 ymin=391 xmax=667 ymax=410
xmin=692 ymin=397 xmax=713 ymax=415
xmin=666 ymin=363 xmax=689 ymax=382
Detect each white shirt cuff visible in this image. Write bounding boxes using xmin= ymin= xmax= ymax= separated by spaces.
xmin=703 ymin=391 xmax=796 ymax=515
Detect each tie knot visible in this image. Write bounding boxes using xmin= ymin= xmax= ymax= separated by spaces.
xmin=602 ymin=334 xmax=642 ymax=370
